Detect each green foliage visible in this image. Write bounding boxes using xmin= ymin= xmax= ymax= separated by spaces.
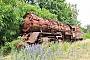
xmin=49 ymin=42 xmax=57 ymax=52
xmin=84 ymin=24 xmax=90 ymax=33
xmin=2 ymin=40 xmax=90 ymax=60
xmin=0 ymin=0 xmax=57 ymax=45
xmin=39 ymin=0 xmax=73 ymax=24
xmin=84 ymin=33 xmax=90 ymax=40
xmin=25 ymin=0 xmax=80 ymax=25
xmin=62 ymin=42 xmax=70 ymax=51
xmin=0 ymin=0 xmax=84 ymax=57
xmin=1 ymin=42 xmax=11 ymax=55
xmin=0 ymin=36 xmax=23 ymax=55
xmin=82 ymin=24 xmax=90 ymax=39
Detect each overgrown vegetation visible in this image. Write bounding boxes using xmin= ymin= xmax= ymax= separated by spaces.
xmin=0 ymin=36 xmax=23 ymax=55
xmin=83 ymin=24 xmax=90 ymax=39
xmin=0 ymin=0 xmax=90 ymax=58
xmin=84 ymin=33 xmax=90 ymax=40
xmin=1 ymin=40 xmax=90 ymax=60
xmin=0 ymin=0 xmax=57 ymax=45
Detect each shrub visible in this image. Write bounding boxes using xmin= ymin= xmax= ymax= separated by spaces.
xmin=0 ymin=0 xmax=57 ymax=45
xmin=0 ymin=36 xmax=23 ymax=55
xmin=84 ymin=33 xmax=90 ymax=40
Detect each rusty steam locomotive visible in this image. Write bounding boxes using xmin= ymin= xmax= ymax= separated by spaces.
xmin=16 ymin=13 xmax=83 ymax=47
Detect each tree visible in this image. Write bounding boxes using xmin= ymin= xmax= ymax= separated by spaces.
xmin=23 ymin=0 xmax=79 ymax=25
xmin=0 ymin=0 xmax=57 ymax=45
xmin=84 ymin=24 xmax=90 ymax=33
xmin=70 ymin=4 xmax=79 ymax=26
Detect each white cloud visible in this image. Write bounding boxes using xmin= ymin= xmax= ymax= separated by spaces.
xmin=66 ymin=0 xmax=90 ymax=27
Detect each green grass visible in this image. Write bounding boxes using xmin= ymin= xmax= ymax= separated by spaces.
xmin=1 ymin=39 xmax=90 ymax=60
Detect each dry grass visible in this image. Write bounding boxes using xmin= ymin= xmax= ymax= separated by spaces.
xmin=1 ymin=39 xmax=90 ymax=60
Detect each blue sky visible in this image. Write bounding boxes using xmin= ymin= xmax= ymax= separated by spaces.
xmin=66 ymin=0 xmax=90 ymax=27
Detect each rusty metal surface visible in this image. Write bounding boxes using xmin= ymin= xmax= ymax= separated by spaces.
xmin=25 ymin=32 xmax=40 ymax=43
xmin=22 ymin=13 xmax=67 ymax=33
xmin=72 ymin=26 xmax=81 ymax=32
xmin=16 ymin=13 xmax=84 ymax=47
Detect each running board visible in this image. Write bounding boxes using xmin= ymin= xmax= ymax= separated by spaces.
xmin=25 ymin=32 xmax=40 ymax=43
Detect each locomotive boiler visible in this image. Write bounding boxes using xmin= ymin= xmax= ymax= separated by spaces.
xmin=16 ymin=13 xmax=83 ymax=47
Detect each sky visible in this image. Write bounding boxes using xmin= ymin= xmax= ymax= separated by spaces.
xmin=66 ymin=0 xmax=90 ymax=27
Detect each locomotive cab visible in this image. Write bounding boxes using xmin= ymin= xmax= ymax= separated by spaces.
xmin=72 ymin=26 xmax=83 ymax=41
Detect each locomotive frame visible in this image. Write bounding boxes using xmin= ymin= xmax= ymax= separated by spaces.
xmin=16 ymin=13 xmax=83 ymax=47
